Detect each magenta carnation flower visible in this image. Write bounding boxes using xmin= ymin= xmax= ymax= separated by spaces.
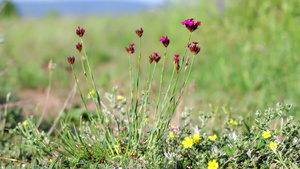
xmin=182 ymin=18 xmax=201 ymax=32
xmin=159 ymin=36 xmax=170 ymax=47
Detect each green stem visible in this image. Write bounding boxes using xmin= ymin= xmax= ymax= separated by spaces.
xmin=167 ymin=55 xmax=196 ymax=125
xmin=133 ymin=37 xmax=142 ymax=140
xmin=134 ymin=37 xmax=142 ymax=113
xmin=71 ymin=65 xmax=91 ymax=121
xmin=153 ymin=47 xmax=168 ymax=123
xmin=150 ymin=33 xmax=192 ymax=143
xmin=81 ymin=39 xmax=102 ymax=111
xmin=1 ymin=92 xmax=10 ymax=135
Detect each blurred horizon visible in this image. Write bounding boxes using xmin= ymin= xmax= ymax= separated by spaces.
xmin=9 ymin=0 xmax=167 ymax=17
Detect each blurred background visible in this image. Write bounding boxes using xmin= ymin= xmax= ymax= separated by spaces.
xmin=0 ymin=0 xmax=299 ymax=124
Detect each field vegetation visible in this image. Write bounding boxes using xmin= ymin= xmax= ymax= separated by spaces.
xmin=0 ymin=0 xmax=299 ymax=168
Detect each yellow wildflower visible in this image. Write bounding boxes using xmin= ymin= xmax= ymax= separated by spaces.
xmin=182 ymin=137 xmax=193 ymax=148
xmin=208 ymin=135 xmax=217 ymax=141
xmin=262 ymin=130 xmax=271 ymax=139
xmin=95 ymin=125 xmax=99 ymax=129
xmin=269 ymin=141 xmax=277 ymax=151
xmin=22 ymin=120 xmax=28 ymax=126
xmin=49 ymin=159 xmax=53 ymax=163
xmin=193 ymin=133 xmax=200 ymax=143
xmin=117 ymin=95 xmax=125 ymax=101
xmin=89 ymin=89 xmax=95 ymax=95
xmin=169 ymin=132 xmax=175 ymax=138
xmin=145 ymin=118 xmax=149 ymax=123
xmin=207 ymin=159 xmax=219 ymax=169
xmin=228 ymin=119 xmax=238 ymax=126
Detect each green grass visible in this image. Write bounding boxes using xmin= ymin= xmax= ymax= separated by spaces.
xmin=1 ymin=1 xmax=300 ymax=168
xmin=0 ymin=0 xmax=300 ymax=119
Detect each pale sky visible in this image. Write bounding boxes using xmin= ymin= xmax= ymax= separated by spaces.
xmin=11 ymin=0 xmax=164 ymax=4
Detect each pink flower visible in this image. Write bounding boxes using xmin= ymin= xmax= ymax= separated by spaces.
xmin=159 ymin=36 xmax=167 ymax=41
xmin=188 ymin=42 xmax=201 ymax=55
xmin=159 ymin=36 xmax=170 ymax=47
xmin=125 ymin=43 xmax=135 ymax=55
xmin=149 ymin=52 xmax=160 ymax=63
xmin=182 ymin=18 xmax=201 ymax=32
xmin=153 ymin=52 xmax=161 ymax=63
xmin=173 ymin=54 xmax=179 ymax=65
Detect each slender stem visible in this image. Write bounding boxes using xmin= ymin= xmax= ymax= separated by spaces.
xmin=154 ymin=47 xmax=168 ymax=123
xmin=37 ymin=68 xmax=52 ymax=127
xmin=1 ymin=92 xmax=10 ymax=135
xmin=162 ymin=67 xmax=176 ymax=105
xmin=166 ymin=55 xmax=196 ymax=125
xmin=81 ymin=39 xmax=102 ymax=111
xmin=134 ymin=37 xmax=142 ymax=113
xmin=79 ymin=40 xmax=116 ymax=152
xmin=169 ymin=32 xmax=192 ymax=103
xmin=47 ymin=83 xmax=76 ymax=135
xmin=71 ymin=65 xmax=91 ymax=120
xmin=128 ymin=54 xmax=134 ymax=109
xmin=140 ymin=63 xmax=153 ymax=115
xmin=151 ymin=33 xmax=192 ymax=143
xmin=133 ymin=37 xmax=142 ymax=140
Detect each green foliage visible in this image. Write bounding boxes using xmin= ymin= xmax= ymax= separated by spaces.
xmin=0 ymin=0 xmax=300 ymax=168
xmin=0 ymin=0 xmax=300 ymax=117
xmin=0 ymin=1 xmax=19 ymax=18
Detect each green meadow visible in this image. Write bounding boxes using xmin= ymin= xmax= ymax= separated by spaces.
xmin=0 ymin=0 xmax=300 ymax=168
xmin=1 ymin=1 xmax=299 ymax=118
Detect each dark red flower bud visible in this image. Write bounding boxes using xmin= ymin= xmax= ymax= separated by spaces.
xmin=135 ymin=27 xmax=143 ymax=37
xmin=185 ymin=55 xmax=190 ymax=72
xmin=176 ymin=64 xmax=180 ymax=72
xmin=67 ymin=56 xmax=75 ymax=65
xmin=75 ymin=42 xmax=82 ymax=53
xmin=153 ymin=52 xmax=161 ymax=63
xmin=159 ymin=36 xmax=170 ymax=48
xmin=173 ymin=54 xmax=179 ymax=65
xmin=76 ymin=26 xmax=85 ymax=37
xmin=149 ymin=55 xmax=154 ymax=63
xmin=182 ymin=18 xmax=201 ymax=32
xmin=125 ymin=43 xmax=135 ymax=55
xmin=188 ymin=42 xmax=201 ymax=55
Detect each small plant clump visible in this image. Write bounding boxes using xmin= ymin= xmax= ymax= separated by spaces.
xmin=0 ymin=18 xmax=299 ymax=168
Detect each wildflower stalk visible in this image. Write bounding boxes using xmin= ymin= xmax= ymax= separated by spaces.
xmin=168 ymin=55 xmax=196 ymax=124
xmin=153 ymin=47 xmax=168 ymax=123
xmin=80 ymin=39 xmax=102 ymax=111
xmin=37 ymin=65 xmax=52 ymax=127
xmin=79 ymin=41 xmax=115 ymax=147
xmin=70 ymin=65 xmax=91 ymax=120
xmin=128 ymin=54 xmax=134 ymax=109
xmin=169 ymin=32 xmax=192 ymax=102
xmin=136 ymin=61 xmax=159 ymax=141
xmin=1 ymin=92 xmax=10 ymax=135
xmin=139 ymin=63 xmax=153 ymax=117
xmin=79 ymin=41 xmax=118 ymax=152
xmin=150 ymin=32 xmax=192 ymax=144
xmin=47 ymin=83 xmax=76 ymax=135
xmin=136 ymin=63 xmax=153 ymax=141
xmin=132 ymin=37 xmax=142 ymax=141
xmin=162 ymin=67 xmax=176 ymax=105
xmin=70 ymin=62 xmax=116 ymax=154
xmin=134 ymin=37 xmax=142 ymax=113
